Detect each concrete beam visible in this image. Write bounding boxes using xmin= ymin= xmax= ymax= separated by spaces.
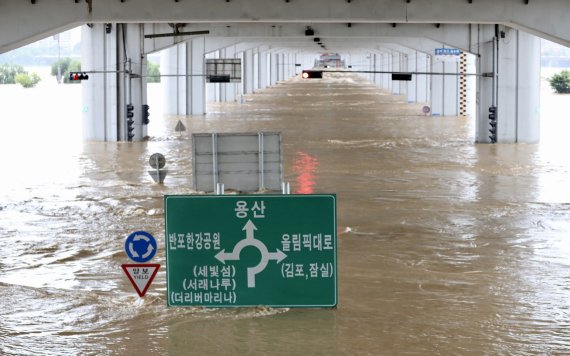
xmin=2 ymin=0 xmax=570 ymax=53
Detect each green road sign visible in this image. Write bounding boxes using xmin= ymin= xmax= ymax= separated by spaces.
xmin=164 ymin=194 xmax=337 ymax=308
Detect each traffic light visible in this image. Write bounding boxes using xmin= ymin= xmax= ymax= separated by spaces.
xmin=488 ymin=105 xmax=497 ymax=143
xmin=126 ymin=104 xmax=135 ymax=141
xmin=301 ymin=70 xmax=323 ymax=79
xmin=69 ymin=72 xmax=89 ymax=81
xmin=142 ymin=104 xmax=150 ymax=125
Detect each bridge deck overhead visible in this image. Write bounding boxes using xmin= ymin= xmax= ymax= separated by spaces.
xmin=1 ymin=0 xmax=570 ymax=53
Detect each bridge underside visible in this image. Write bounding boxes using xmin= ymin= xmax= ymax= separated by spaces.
xmin=1 ymin=0 xmax=550 ymax=143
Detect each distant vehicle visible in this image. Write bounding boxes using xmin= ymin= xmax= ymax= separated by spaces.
xmin=315 ymin=53 xmax=346 ymax=69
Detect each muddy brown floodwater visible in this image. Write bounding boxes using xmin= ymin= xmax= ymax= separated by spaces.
xmin=1 ymin=72 xmax=570 ymax=355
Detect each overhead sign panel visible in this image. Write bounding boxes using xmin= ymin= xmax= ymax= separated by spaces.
xmin=205 ymin=58 xmax=241 ymax=83
xmin=392 ymin=73 xmax=412 ymax=81
xmin=165 ymin=194 xmax=337 ymax=308
xmin=435 ymin=48 xmax=462 ymax=62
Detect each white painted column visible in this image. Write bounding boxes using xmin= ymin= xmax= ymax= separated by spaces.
xmin=123 ymin=24 xmax=147 ymax=140
xmin=431 ymin=59 xmax=444 ymax=116
xmin=382 ymin=53 xmax=391 ymax=90
xmin=243 ymin=49 xmax=254 ymax=94
xmin=407 ymin=52 xmax=417 ymax=103
xmin=476 ymin=26 xmax=540 ymax=143
xmin=205 ymin=51 xmax=219 ymax=103
xmin=373 ymin=54 xmax=382 ymax=87
xmin=444 ymin=61 xmax=459 ymax=116
xmin=253 ymin=51 xmax=260 ymax=91
xmin=392 ymin=52 xmax=401 ymax=95
xmin=277 ymin=53 xmax=287 ymax=81
xmin=416 ymin=52 xmax=429 ymax=103
xmin=161 ymin=43 xmax=187 ymax=115
xmin=82 ymin=24 xmax=118 ymax=141
xmin=498 ymin=29 xmax=541 ymax=143
xmin=223 ymin=46 xmax=237 ymax=102
xmin=188 ymin=37 xmax=206 ymax=115
xmin=82 ymin=23 xmax=148 ymax=141
xmin=259 ymin=51 xmax=269 ymax=89
xmin=270 ymin=53 xmax=278 ymax=85
xmin=476 ymin=26 xmax=497 ymax=142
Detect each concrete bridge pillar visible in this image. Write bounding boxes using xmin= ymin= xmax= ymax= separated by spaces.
xmin=391 ymin=52 xmax=401 ymax=95
xmin=430 ymin=56 xmax=459 ymax=116
xmin=476 ymin=26 xmax=540 ymax=143
xmin=382 ymin=53 xmax=392 ymax=91
xmin=161 ymin=43 xmax=187 ymax=115
xmin=206 ymin=51 xmax=220 ymax=103
xmin=406 ymin=52 xmax=417 ymax=103
xmin=258 ymin=51 xmax=269 ymax=89
xmin=373 ymin=54 xmax=382 ymax=88
xmin=220 ymin=46 xmax=237 ymax=102
xmin=243 ymin=49 xmax=254 ymax=94
xmin=270 ymin=53 xmax=279 ymax=85
xmin=416 ymin=53 xmax=429 ymax=104
xmin=82 ymin=23 xmax=148 ymax=142
xmin=279 ymin=53 xmax=286 ymax=82
xmin=188 ymin=37 xmax=206 ymax=115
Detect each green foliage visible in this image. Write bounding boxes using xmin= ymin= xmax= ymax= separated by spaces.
xmin=147 ymin=61 xmax=161 ymax=83
xmin=0 ymin=63 xmax=26 ymax=84
xmin=549 ymin=70 xmax=570 ymax=94
xmin=51 ymin=58 xmax=81 ymax=83
xmin=15 ymin=72 xmax=41 ymax=88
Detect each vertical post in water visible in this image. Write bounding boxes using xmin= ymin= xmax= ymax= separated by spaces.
xmin=258 ymin=132 xmax=265 ymax=191
xmin=212 ymin=133 xmax=218 ymax=190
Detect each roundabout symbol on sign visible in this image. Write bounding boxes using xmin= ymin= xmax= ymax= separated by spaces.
xmin=125 ymin=231 xmax=157 ymax=263
xmin=215 ymin=220 xmax=287 ymax=288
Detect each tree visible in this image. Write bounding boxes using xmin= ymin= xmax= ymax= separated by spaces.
xmin=147 ymin=61 xmax=161 ymax=83
xmin=549 ymin=70 xmax=570 ymax=94
xmin=15 ymin=72 xmax=41 ymax=88
xmin=0 ymin=63 xmax=26 ymax=84
xmin=51 ymin=57 xmax=81 ymax=83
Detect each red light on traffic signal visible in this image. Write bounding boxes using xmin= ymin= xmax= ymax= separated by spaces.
xmin=69 ymin=72 xmax=89 ymax=81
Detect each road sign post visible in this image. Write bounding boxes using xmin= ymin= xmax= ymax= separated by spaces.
xmin=122 ymin=231 xmax=160 ymax=297
xmin=164 ymin=194 xmax=337 ymax=308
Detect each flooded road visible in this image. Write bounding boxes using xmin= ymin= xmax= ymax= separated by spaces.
xmin=1 ymin=73 xmax=570 ymax=354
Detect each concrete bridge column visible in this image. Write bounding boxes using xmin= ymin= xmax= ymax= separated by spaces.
xmin=416 ymin=53 xmax=429 ymax=104
xmin=243 ymin=49 xmax=254 ymax=94
xmin=476 ymin=26 xmax=541 ymax=143
xmin=373 ymin=54 xmax=382 ymax=88
xmin=161 ymin=43 xmax=187 ymax=115
xmin=253 ymin=50 xmax=259 ymax=91
xmin=219 ymin=45 xmax=237 ymax=102
xmin=407 ymin=52 xmax=418 ymax=103
xmin=431 ymin=55 xmax=460 ymax=116
xmin=258 ymin=51 xmax=269 ymax=89
xmin=82 ymin=24 xmax=118 ymax=141
xmin=270 ymin=53 xmax=279 ymax=85
xmin=206 ymin=51 xmax=220 ymax=103
xmin=188 ymin=37 xmax=206 ymax=115
xmin=380 ymin=53 xmax=392 ymax=91
xmin=279 ymin=53 xmax=286 ymax=82
xmin=391 ymin=52 xmax=401 ymax=95
xmin=82 ymin=23 xmax=148 ymax=142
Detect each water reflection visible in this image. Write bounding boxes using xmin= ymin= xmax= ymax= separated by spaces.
xmin=292 ymin=151 xmax=319 ymax=194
